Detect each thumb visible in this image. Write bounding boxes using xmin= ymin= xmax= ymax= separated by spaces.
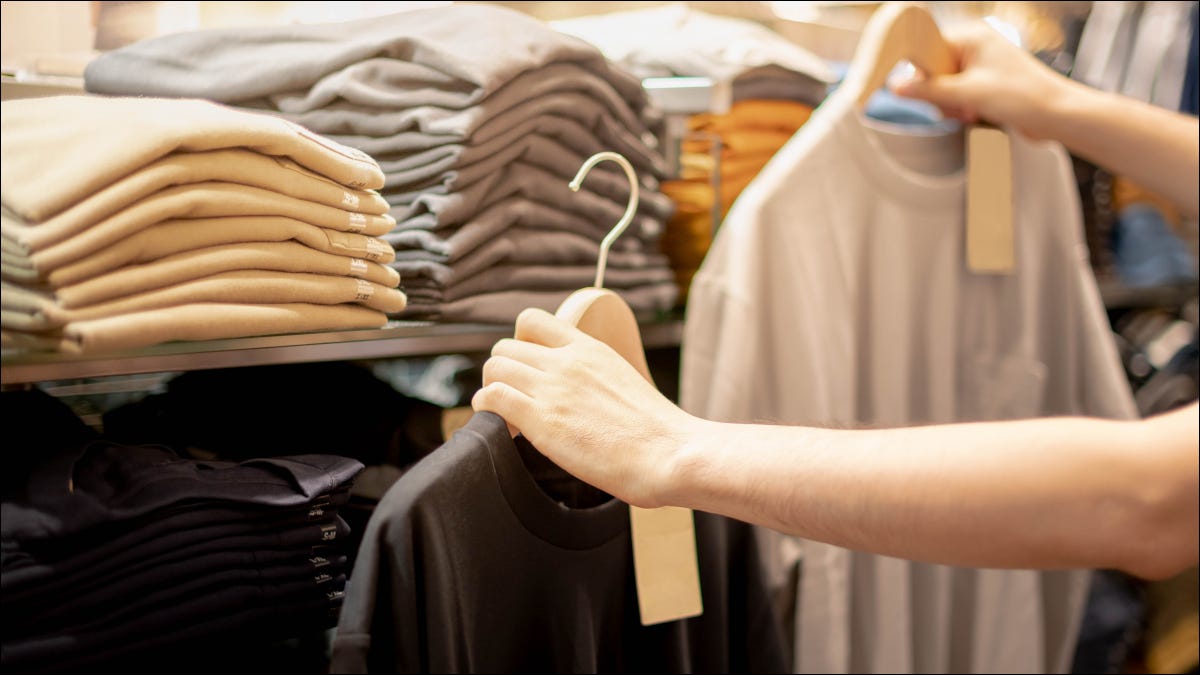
xmin=891 ymin=71 xmax=970 ymax=109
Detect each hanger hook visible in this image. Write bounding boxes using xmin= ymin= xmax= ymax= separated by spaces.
xmin=569 ymin=151 xmax=639 ymax=289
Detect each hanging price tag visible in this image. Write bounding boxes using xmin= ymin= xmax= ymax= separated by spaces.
xmin=630 ymin=505 xmax=704 ymax=625
xmin=966 ymin=124 xmax=1015 ymax=274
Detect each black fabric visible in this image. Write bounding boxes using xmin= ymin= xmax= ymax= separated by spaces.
xmin=3 ymin=573 xmax=346 ymax=673
xmin=102 ymin=361 xmax=444 ymax=468
xmin=1 ymin=388 xmax=364 ymax=672
xmin=1 ymin=437 xmax=362 ymax=543
xmin=1 ymin=478 xmax=348 ymax=562
xmin=3 ymin=515 xmax=348 ymax=610
xmin=15 ymin=547 xmax=346 ymax=637
xmin=330 ymin=411 xmax=788 ymax=674
xmin=5 ymin=516 xmax=348 ymax=634
xmin=1 ymin=388 xmax=99 ymax=499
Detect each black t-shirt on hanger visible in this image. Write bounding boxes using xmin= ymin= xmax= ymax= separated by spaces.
xmin=331 ymin=411 xmax=787 ymax=674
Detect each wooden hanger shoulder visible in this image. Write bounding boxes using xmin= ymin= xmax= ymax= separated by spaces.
xmin=840 ymin=1 xmax=956 ymax=109
xmin=555 ymin=287 xmax=653 ymax=385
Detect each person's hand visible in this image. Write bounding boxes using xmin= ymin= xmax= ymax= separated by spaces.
xmin=472 ymin=307 xmax=697 ymax=508
xmin=890 ymin=20 xmax=1069 ymax=138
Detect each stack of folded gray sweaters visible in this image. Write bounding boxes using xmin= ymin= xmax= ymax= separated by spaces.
xmin=84 ymin=3 xmax=679 ymax=324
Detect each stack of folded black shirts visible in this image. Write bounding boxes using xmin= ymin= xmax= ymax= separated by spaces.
xmin=84 ymin=3 xmax=679 ymax=324
xmin=1 ymin=389 xmax=362 ymax=674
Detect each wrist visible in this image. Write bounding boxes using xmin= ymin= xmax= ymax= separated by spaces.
xmin=655 ymin=413 xmax=715 ymax=510
xmin=1026 ymin=72 xmax=1091 ymax=140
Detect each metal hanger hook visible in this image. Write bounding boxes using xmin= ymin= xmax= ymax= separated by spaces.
xmin=569 ymin=151 xmax=640 ymax=289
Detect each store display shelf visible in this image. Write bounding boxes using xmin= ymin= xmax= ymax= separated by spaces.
xmin=1 ymin=316 xmax=686 ymax=385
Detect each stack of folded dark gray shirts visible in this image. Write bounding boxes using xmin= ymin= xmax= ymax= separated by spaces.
xmin=0 ymin=388 xmax=362 ymax=674
xmin=0 ymin=96 xmax=405 ymax=353
xmin=83 ymin=3 xmax=679 ymax=324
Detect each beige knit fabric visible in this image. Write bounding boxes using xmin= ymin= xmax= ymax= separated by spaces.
xmin=12 ymin=216 xmax=395 ymax=289
xmin=0 ymin=148 xmax=386 ymax=254
xmin=0 ymin=95 xmax=385 ymax=223
xmin=1 ymin=182 xmax=395 ymax=261
xmin=1 ymin=302 xmax=388 ymax=354
xmin=2 ymin=270 xmax=407 ymax=330
xmin=45 ymin=241 xmax=400 ymax=308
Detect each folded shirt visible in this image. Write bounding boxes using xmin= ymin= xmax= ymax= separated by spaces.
xmin=391 ymin=228 xmax=666 ymax=290
xmin=3 ymin=437 xmax=362 ymax=543
xmin=0 ymin=96 xmax=383 ymax=223
xmin=687 ymin=99 xmax=814 ymax=138
xmin=0 ymin=149 xmax=387 ymax=266
xmin=19 ymin=553 xmax=347 ymax=640
xmin=0 ymin=182 xmax=395 ymax=268
xmin=413 ymin=264 xmax=675 ymax=304
xmin=4 ymin=571 xmax=346 ymax=672
xmin=0 ymin=302 xmax=388 ymax=354
xmin=2 ymin=493 xmax=347 ymax=590
xmin=18 ymin=241 xmax=399 ymax=309
xmin=44 ymin=589 xmax=346 ymax=674
xmin=370 ymin=112 xmax=665 ymax=197
xmin=284 ymin=68 xmax=663 ymax=173
xmin=385 ymin=162 xmax=667 ymax=239
xmin=731 ymin=65 xmax=831 ymax=105
xmin=83 ymin=4 xmax=649 ymax=118
xmin=393 ymin=239 xmax=516 ymax=290
xmin=1 ymin=270 xmax=407 ymax=331
xmin=550 ymin=4 xmax=836 ymax=84
xmin=373 ymin=135 xmax=667 ymax=221
xmin=3 ymin=507 xmax=347 ymax=605
xmin=401 ymin=282 xmax=678 ymax=324
xmin=385 ymin=202 xmax=649 ymax=264
xmin=13 ymin=216 xmax=394 ymax=290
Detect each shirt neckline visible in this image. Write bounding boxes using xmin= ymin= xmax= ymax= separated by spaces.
xmin=823 ymin=92 xmax=967 ymax=208
xmin=468 ymin=411 xmax=628 ymax=550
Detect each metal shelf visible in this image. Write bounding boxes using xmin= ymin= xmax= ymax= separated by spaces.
xmin=1 ymin=317 xmax=684 ymax=385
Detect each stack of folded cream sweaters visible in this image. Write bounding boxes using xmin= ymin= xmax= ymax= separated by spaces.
xmin=0 ymin=96 xmax=406 ymax=353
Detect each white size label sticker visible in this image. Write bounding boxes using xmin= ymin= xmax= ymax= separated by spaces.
xmin=354 ymin=279 xmax=374 ymax=302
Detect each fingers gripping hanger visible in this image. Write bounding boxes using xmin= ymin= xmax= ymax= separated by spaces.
xmin=551 ymin=151 xmax=703 ymax=627
xmin=837 ymin=1 xmax=1015 ymax=274
xmin=835 ymin=1 xmax=955 ymax=110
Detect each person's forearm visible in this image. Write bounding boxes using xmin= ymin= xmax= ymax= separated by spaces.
xmin=1039 ymin=78 xmax=1199 ymax=218
xmin=666 ymin=405 xmax=1199 ymax=579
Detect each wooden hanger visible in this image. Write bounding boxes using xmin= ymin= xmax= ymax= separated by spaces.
xmin=837 ymin=1 xmax=1015 ymax=274
xmin=549 ymin=151 xmax=703 ymax=627
xmin=836 ymin=1 xmax=956 ymax=109
xmin=554 ymin=151 xmax=652 ymax=383
xmin=556 ymin=288 xmax=653 ymax=383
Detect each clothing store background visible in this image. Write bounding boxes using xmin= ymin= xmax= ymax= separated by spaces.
xmin=2 ymin=1 xmax=1198 ymax=674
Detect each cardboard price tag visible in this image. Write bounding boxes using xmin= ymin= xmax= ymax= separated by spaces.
xmin=966 ymin=125 xmax=1015 ymax=274
xmin=630 ymin=505 xmax=703 ymax=625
